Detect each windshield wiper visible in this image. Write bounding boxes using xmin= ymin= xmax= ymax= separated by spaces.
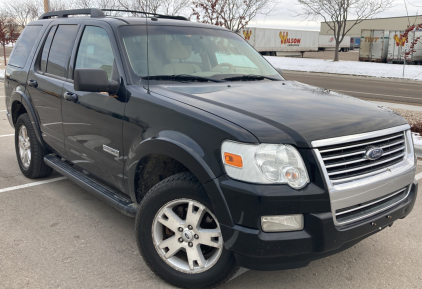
xmin=143 ymin=74 xmax=223 ymax=83
xmin=222 ymin=74 xmax=280 ymax=81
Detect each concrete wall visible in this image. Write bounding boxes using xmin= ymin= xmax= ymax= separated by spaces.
xmin=320 ymin=16 xmax=422 ymax=37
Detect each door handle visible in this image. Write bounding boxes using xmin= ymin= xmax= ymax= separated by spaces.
xmin=63 ymin=91 xmax=78 ymax=102
xmin=27 ymin=79 xmax=38 ymax=88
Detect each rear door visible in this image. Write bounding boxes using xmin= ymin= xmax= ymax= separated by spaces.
xmin=360 ymin=30 xmax=371 ymax=59
xmin=62 ymin=21 xmax=127 ymax=192
xmin=26 ymin=21 xmax=80 ymax=156
xmin=371 ymin=30 xmax=384 ymax=60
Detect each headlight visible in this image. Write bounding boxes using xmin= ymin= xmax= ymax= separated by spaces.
xmin=221 ymin=140 xmax=309 ymax=189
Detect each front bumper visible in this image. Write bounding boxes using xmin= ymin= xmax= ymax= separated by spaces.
xmin=220 ymin=179 xmax=417 ymax=271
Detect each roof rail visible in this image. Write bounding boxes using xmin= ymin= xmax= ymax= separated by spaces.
xmin=101 ymin=9 xmax=189 ymax=21
xmin=38 ymin=8 xmax=105 ymax=19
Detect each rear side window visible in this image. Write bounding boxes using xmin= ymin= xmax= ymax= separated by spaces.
xmin=46 ymin=25 xmax=78 ymax=77
xmin=39 ymin=26 xmax=57 ymax=73
xmin=8 ymin=25 xmax=42 ymax=68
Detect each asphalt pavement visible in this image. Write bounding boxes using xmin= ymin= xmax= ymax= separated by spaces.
xmin=283 ymin=71 xmax=422 ymax=105
xmin=1 ymin=83 xmax=422 ymax=289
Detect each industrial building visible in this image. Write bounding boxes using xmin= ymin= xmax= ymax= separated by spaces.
xmin=320 ymin=15 xmax=422 ymax=37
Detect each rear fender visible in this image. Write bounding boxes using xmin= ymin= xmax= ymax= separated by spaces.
xmin=10 ymin=90 xmax=45 ymax=148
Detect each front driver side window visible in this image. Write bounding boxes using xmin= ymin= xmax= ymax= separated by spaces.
xmin=75 ymin=26 xmax=115 ymax=80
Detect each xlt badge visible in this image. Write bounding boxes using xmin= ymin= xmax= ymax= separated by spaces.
xmin=103 ymin=145 xmax=119 ymax=157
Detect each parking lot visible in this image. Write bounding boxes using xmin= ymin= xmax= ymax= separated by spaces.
xmin=303 ymin=50 xmax=359 ymax=61
xmin=1 ymin=85 xmax=422 ymax=289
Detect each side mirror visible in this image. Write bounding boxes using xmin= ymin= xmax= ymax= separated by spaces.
xmin=74 ymin=68 xmax=119 ymax=93
xmin=275 ymin=68 xmax=283 ymax=77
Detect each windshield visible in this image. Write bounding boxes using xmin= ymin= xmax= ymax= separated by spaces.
xmin=119 ymin=25 xmax=283 ymax=83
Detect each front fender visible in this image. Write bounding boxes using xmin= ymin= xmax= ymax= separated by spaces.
xmin=125 ymin=136 xmax=234 ymax=227
xmin=10 ymin=90 xmax=45 ymax=148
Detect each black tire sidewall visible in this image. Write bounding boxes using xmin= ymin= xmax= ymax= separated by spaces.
xmin=15 ymin=114 xmax=34 ymax=176
xmin=135 ymin=174 xmax=237 ymax=288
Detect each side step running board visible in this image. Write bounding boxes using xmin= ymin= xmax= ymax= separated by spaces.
xmin=44 ymin=154 xmax=138 ymax=217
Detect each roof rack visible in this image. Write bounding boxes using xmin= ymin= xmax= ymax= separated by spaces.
xmin=38 ymin=8 xmax=188 ymax=21
xmin=39 ymin=8 xmax=105 ymax=19
xmin=101 ymin=9 xmax=189 ymax=21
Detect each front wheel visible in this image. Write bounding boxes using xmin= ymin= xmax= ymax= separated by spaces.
xmin=135 ymin=172 xmax=238 ymax=288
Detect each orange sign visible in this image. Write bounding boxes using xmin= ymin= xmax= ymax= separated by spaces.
xmin=364 ymin=37 xmax=380 ymax=42
xmin=243 ymin=30 xmax=252 ymax=40
xmin=393 ymin=34 xmax=406 ymax=46
xmin=279 ymin=32 xmax=301 ymax=45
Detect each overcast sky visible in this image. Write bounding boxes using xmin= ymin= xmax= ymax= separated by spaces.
xmin=249 ymin=0 xmax=422 ymax=30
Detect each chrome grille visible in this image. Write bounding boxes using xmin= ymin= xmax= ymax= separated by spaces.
xmin=317 ymin=131 xmax=406 ymax=183
xmin=335 ymin=186 xmax=409 ymax=225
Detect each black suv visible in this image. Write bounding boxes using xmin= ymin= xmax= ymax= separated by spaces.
xmin=4 ymin=8 xmax=418 ymax=288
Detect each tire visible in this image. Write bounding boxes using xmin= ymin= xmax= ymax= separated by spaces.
xmin=135 ymin=172 xmax=238 ymax=289
xmin=15 ymin=113 xmax=53 ymax=178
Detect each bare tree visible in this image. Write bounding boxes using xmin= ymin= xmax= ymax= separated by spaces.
xmin=3 ymin=0 xmax=43 ymax=28
xmin=161 ymin=0 xmax=190 ymax=15
xmin=119 ymin=0 xmax=161 ymax=14
xmin=192 ymin=0 xmax=275 ymax=32
xmin=74 ymin=0 xmax=123 ymax=15
xmin=297 ymin=0 xmax=393 ymax=61
xmin=50 ymin=0 xmax=73 ymax=11
xmin=0 ymin=12 xmax=19 ymax=66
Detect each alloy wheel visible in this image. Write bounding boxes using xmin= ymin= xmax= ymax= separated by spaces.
xmin=18 ymin=125 xmax=31 ymax=169
xmin=152 ymin=198 xmax=223 ymax=274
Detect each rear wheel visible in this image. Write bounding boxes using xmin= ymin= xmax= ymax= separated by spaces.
xmin=15 ymin=113 xmax=52 ymax=178
xmin=135 ymin=172 xmax=238 ymax=288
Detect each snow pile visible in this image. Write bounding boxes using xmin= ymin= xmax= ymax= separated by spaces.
xmin=413 ymin=133 xmax=422 ymax=146
xmin=265 ymin=56 xmax=422 ymax=81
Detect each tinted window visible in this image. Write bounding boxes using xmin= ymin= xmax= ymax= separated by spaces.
xmin=9 ymin=25 xmax=42 ymax=68
xmin=39 ymin=26 xmax=57 ymax=73
xmin=46 ymin=25 xmax=78 ymax=77
xmin=119 ymin=26 xmax=280 ymax=82
xmin=75 ymin=26 xmax=115 ymax=80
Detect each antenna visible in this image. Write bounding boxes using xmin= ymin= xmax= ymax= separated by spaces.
xmin=146 ymin=16 xmax=150 ymax=94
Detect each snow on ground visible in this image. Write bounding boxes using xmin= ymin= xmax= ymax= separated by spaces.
xmin=413 ymin=133 xmax=422 ymax=146
xmin=265 ymin=56 xmax=422 ymax=81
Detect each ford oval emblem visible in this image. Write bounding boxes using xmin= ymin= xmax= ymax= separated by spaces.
xmin=365 ymin=146 xmax=384 ymax=160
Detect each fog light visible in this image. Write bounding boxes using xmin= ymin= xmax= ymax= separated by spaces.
xmin=261 ymin=215 xmax=304 ymax=232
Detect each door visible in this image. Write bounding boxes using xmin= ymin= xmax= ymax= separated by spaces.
xmin=359 ymin=30 xmax=371 ymax=59
xmin=26 ymin=23 xmax=79 ymax=156
xmin=371 ymin=30 xmax=384 ymax=60
xmin=62 ymin=22 xmax=127 ymax=192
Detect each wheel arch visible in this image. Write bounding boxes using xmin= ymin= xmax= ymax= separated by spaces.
xmin=126 ymin=137 xmax=234 ymax=227
xmin=10 ymin=90 xmax=45 ymax=148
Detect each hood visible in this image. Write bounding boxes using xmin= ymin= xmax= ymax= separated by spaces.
xmin=151 ymin=81 xmax=407 ymax=147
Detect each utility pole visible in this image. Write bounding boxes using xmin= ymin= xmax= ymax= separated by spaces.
xmin=43 ymin=0 xmax=50 ymax=13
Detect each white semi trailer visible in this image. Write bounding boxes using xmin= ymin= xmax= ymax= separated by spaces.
xmin=387 ymin=30 xmax=422 ymax=64
xmin=318 ymin=35 xmax=351 ymax=51
xmin=359 ymin=30 xmax=390 ymax=62
xmin=239 ymin=27 xmax=319 ymax=57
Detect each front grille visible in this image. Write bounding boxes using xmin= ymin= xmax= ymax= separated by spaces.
xmin=317 ymin=131 xmax=406 ymax=183
xmin=335 ymin=186 xmax=409 ymax=224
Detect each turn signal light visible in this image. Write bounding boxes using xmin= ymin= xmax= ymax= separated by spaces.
xmin=224 ymin=152 xmax=243 ymax=168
